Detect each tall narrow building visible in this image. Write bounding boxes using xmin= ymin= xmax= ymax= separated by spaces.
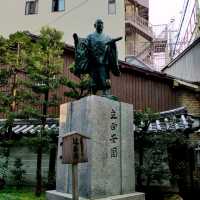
xmin=125 ymin=0 xmax=153 ymax=66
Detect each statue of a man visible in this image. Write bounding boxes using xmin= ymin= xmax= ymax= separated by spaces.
xmin=73 ymin=19 xmax=122 ymax=95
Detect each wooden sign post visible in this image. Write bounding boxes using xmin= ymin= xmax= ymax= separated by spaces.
xmin=72 ymin=163 xmax=78 ymax=200
xmin=60 ymin=132 xmax=90 ymax=200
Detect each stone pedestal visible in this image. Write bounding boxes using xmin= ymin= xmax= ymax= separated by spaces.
xmin=47 ymin=95 xmax=145 ymax=200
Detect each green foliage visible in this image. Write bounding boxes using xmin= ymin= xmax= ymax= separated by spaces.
xmin=0 ymin=68 xmax=10 ymax=87
xmin=0 ymin=27 xmax=63 ymax=195
xmin=0 ymin=32 xmax=32 ymax=137
xmin=0 ymin=144 xmax=11 ymax=181
xmin=24 ymin=27 xmax=64 ymax=119
xmin=0 ymin=35 xmax=7 ymax=64
xmin=136 ymin=134 xmax=179 ymax=187
xmin=0 ymin=161 xmax=8 ymax=180
xmin=3 ymin=32 xmax=31 ymax=68
xmin=22 ymin=27 xmax=64 ymax=196
xmin=0 ymin=187 xmax=45 ymax=200
xmin=19 ymin=128 xmax=57 ymax=153
xmin=64 ymin=63 xmax=91 ymax=100
xmin=0 ymin=26 xmax=79 ymax=194
xmin=11 ymin=158 xmax=26 ymax=187
xmin=135 ymin=108 xmax=159 ymax=130
xmin=134 ymin=108 xmax=180 ymax=189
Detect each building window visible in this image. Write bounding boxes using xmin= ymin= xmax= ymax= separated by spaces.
xmin=108 ymin=0 xmax=116 ymax=15
xmin=25 ymin=0 xmax=38 ymax=15
xmin=195 ymin=143 xmax=200 ymax=167
xmin=52 ymin=0 xmax=65 ymax=12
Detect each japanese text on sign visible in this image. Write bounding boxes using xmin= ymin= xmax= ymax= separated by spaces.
xmin=109 ymin=108 xmax=119 ymax=158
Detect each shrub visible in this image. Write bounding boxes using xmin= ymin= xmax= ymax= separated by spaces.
xmin=11 ymin=158 xmax=26 ymax=187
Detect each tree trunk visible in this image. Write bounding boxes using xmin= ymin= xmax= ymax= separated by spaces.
xmin=8 ymin=70 xmax=17 ymax=139
xmin=35 ymin=90 xmax=48 ymax=194
xmin=35 ymin=144 xmax=42 ymax=196
xmin=47 ymin=145 xmax=57 ymax=189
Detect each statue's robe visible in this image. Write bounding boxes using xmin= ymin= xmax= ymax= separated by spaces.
xmin=73 ymin=35 xmax=89 ymax=76
xmin=73 ymin=33 xmax=120 ymax=92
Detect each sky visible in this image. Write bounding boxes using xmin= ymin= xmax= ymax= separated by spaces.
xmin=149 ymin=0 xmax=185 ymax=25
xmin=149 ymin=0 xmax=197 ymax=45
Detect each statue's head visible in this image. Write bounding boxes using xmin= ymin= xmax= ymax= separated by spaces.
xmin=94 ymin=19 xmax=104 ymax=33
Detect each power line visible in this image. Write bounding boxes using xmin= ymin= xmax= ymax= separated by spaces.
xmin=126 ymin=41 xmax=192 ymax=45
xmin=173 ymin=0 xmax=190 ymax=56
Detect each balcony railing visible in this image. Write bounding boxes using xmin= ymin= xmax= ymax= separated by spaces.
xmin=126 ymin=41 xmax=151 ymax=56
xmin=125 ymin=14 xmax=153 ymax=38
xmin=126 ymin=41 xmax=152 ymax=65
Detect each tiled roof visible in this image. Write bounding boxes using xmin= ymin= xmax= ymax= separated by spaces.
xmin=0 ymin=119 xmax=58 ymax=137
xmin=0 ymin=108 xmax=199 ymax=138
xmin=138 ymin=107 xmax=199 ymax=133
xmin=148 ymin=114 xmax=193 ymax=133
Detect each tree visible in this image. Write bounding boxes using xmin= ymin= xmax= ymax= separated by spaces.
xmin=0 ymin=33 xmax=31 ymax=187
xmin=0 ymin=32 xmax=32 ymax=139
xmin=63 ymin=63 xmax=91 ymax=100
xmin=23 ymin=26 xmax=65 ymax=196
xmin=0 ymin=27 xmax=90 ymax=195
xmin=0 ymin=36 xmax=7 ymax=65
xmin=134 ymin=108 xmax=160 ymax=189
xmin=134 ymin=108 xmax=190 ymax=200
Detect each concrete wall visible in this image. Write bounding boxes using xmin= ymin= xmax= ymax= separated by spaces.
xmin=0 ymin=0 xmax=125 ymax=60
xmin=0 ymin=147 xmax=50 ymax=185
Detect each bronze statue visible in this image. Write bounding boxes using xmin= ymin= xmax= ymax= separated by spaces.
xmin=73 ymin=19 xmax=122 ymax=95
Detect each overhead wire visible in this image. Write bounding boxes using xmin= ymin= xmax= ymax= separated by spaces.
xmin=172 ymin=0 xmax=190 ymax=56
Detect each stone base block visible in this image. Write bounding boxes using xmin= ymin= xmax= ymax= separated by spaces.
xmin=46 ymin=191 xmax=145 ymax=200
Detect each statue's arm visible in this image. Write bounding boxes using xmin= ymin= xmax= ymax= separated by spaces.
xmin=105 ymin=37 xmax=123 ymax=45
xmin=73 ymin=33 xmax=79 ymax=48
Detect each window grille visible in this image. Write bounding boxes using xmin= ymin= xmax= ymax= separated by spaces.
xmin=52 ymin=0 xmax=65 ymax=12
xmin=25 ymin=0 xmax=38 ymax=15
xmin=108 ymin=0 xmax=116 ymax=15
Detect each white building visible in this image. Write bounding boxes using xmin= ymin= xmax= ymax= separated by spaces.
xmin=0 ymin=0 xmax=125 ymax=59
xmin=0 ymin=0 xmax=153 ymax=62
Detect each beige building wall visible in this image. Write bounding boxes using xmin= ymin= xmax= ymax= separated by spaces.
xmin=0 ymin=0 xmax=125 ymax=60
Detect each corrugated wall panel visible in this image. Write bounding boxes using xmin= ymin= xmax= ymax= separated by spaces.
xmin=110 ymin=68 xmax=177 ymax=112
xmin=165 ymin=42 xmax=200 ymax=82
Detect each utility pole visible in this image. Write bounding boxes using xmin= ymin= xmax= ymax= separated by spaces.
xmin=195 ymin=0 xmax=200 ymax=38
